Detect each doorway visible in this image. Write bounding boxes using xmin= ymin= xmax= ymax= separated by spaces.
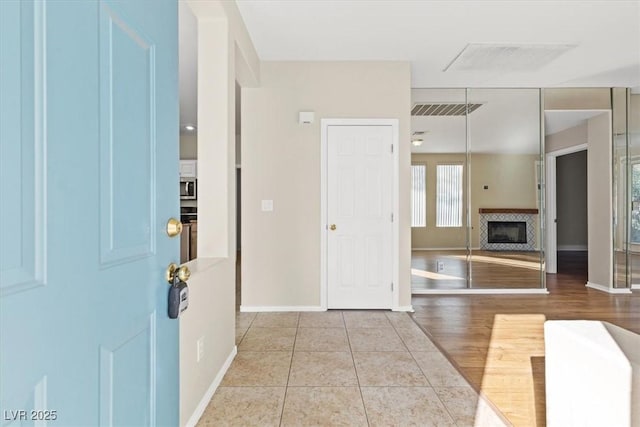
xmin=321 ymin=119 xmax=399 ymax=309
xmin=235 ymin=82 xmax=242 ymax=310
xmin=544 ymin=109 xmax=609 ymax=276
xmin=556 ymin=150 xmax=588 ymax=274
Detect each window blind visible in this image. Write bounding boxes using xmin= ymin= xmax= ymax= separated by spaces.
xmin=436 ymin=164 xmax=463 ymax=227
xmin=411 ymin=165 xmax=426 ymax=227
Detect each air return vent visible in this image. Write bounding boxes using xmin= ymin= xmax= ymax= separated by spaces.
xmin=411 ymin=103 xmax=483 ymax=116
xmin=444 ymin=43 xmax=577 ymax=72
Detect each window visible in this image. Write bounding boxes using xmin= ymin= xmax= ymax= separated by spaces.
xmin=631 ymin=162 xmax=640 ymax=244
xmin=436 ymin=164 xmax=463 ymax=227
xmin=411 ymin=164 xmax=426 ymax=227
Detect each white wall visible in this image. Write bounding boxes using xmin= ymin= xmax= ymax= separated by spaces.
xmin=241 ymin=61 xmax=412 ymax=310
xmin=179 ymin=1 xmax=259 ymax=425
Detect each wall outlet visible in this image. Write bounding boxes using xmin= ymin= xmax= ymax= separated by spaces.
xmin=197 ymin=336 xmax=205 ymax=362
xmin=437 ymin=261 xmax=445 ymax=272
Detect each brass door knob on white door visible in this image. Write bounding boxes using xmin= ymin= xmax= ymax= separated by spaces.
xmin=330 ymin=224 xmax=337 ymax=230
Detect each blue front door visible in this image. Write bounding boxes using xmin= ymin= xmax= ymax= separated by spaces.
xmin=1 ymin=1 xmax=180 ymax=425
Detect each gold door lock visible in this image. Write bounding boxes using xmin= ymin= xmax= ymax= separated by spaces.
xmin=329 ymin=224 xmax=336 ymax=230
xmin=166 ymin=218 xmax=183 ymax=237
xmin=166 ymin=263 xmax=191 ymax=284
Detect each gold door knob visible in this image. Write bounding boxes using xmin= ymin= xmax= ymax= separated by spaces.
xmin=166 ymin=218 xmax=183 ymax=237
xmin=166 ymin=263 xmax=191 ymax=284
xmin=330 ymin=224 xmax=336 ymax=231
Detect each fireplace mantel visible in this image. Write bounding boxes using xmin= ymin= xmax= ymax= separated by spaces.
xmin=479 ymin=208 xmax=539 ymax=214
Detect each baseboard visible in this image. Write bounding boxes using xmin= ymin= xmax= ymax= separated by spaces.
xmin=632 ymin=284 xmax=640 ymax=290
xmin=185 ymin=346 xmax=237 ymax=427
xmin=239 ymin=305 xmax=414 ymax=312
xmin=558 ymin=245 xmax=588 ymax=251
xmin=392 ymin=305 xmax=414 ymax=312
xmin=412 ymin=288 xmax=549 ymax=295
xmin=412 ymin=247 xmax=468 ymax=251
xmin=585 ymin=282 xmax=633 ymax=294
xmin=239 ymin=305 xmax=325 ymax=312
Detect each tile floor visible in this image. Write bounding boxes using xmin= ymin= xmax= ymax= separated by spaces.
xmin=197 ymin=311 xmax=508 ymax=427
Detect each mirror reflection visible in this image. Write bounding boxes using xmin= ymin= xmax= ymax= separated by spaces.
xmin=410 ymin=88 xmax=544 ymax=291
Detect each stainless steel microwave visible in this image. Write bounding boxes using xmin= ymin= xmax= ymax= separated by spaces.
xmin=180 ymin=177 xmax=197 ymax=200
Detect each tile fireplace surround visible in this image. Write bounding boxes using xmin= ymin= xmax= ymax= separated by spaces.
xmin=479 ymin=208 xmax=538 ymax=251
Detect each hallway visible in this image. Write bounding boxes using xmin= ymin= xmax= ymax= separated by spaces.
xmin=197 ymin=311 xmax=506 ymax=426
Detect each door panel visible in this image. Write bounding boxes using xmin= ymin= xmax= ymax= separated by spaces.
xmin=0 ymin=1 xmax=179 ymax=425
xmin=327 ymin=125 xmax=393 ymax=308
xmin=0 ymin=0 xmax=45 ymax=296
xmin=99 ymin=3 xmax=156 ymax=265
xmin=100 ymin=315 xmax=155 ymax=427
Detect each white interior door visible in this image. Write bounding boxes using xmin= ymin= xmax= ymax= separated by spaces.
xmin=327 ymin=125 xmax=393 ymax=308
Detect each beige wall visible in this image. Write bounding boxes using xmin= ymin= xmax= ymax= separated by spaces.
xmin=557 ymin=150 xmax=588 ymax=250
xmin=411 ymin=153 xmax=539 ymax=249
xmin=545 ymin=122 xmax=588 ymax=153
xmin=180 ymin=133 xmax=197 ymax=159
xmin=179 ymin=1 xmax=259 ymax=425
xmin=587 ymin=113 xmax=613 ymax=288
xmin=544 ymin=88 xmax=611 ymax=110
xmin=241 ymin=61 xmax=412 ymax=309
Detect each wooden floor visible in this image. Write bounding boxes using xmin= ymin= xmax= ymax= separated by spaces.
xmin=411 ymin=251 xmax=640 ymax=427
xmin=412 ymin=250 xmax=543 ymax=290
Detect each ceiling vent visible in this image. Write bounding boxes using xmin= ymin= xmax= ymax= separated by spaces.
xmin=411 ymin=103 xmax=483 ymax=116
xmin=444 ymin=43 xmax=577 ymax=72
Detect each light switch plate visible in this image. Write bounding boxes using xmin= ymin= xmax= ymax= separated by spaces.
xmin=261 ymin=200 xmax=273 ymax=212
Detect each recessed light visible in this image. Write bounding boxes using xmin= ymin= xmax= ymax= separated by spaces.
xmin=184 ymin=125 xmax=196 ymax=131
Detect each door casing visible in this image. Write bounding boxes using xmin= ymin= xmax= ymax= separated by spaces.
xmin=545 ymin=143 xmax=588 ymax=274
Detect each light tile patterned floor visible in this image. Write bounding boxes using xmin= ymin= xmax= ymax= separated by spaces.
xmin=197 ymin=311 xmax=508 ymax=427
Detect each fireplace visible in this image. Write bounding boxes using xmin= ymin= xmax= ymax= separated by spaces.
xmin=479 ymin=208 xmax=538 ymax=251
xmin=488 ymin=221 xmax=527 ymax=244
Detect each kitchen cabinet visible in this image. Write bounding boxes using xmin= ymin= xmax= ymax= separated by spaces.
xmin=179 ymin=221 xmax=198 ymax=263
xmin=190 ymin=222 xmax=197 ymax=259
xmin=180 ymin=223 xmax=191 ymax=264
xmin=179 ymin=160 xmax=197 ymax=178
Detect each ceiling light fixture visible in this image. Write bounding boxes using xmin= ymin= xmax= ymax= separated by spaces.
xmin=184 ymin=124 xmax=196 ymax=131
xmin=411 ymin=138 xmax=423 ymax=147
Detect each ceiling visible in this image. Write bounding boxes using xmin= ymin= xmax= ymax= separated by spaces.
xmin=544 ymin=110 xmax=606 ymax=136
xmin=411 ymin=89 xmax=542 ymax=154
xmin=235 ymin=0 xmax=640 ymax=88
xmin=180 ymin=1 xmax=640 ymax=147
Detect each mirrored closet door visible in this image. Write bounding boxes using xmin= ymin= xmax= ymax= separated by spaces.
xmin=410 ymin=88 xmax=545 ymax=291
